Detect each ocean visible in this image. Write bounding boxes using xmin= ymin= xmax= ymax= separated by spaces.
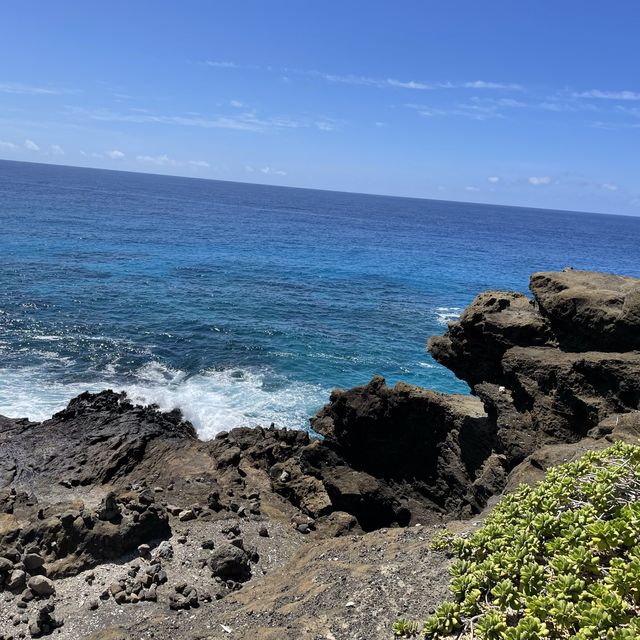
xmin=1 ymin=159 xmax=639 ymax=437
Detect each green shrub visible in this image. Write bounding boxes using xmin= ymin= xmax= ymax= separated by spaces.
xmin=430 ymin=529 xmax=456 ymax=552
xmin=394 ymin=442 xmax=640 ymax=639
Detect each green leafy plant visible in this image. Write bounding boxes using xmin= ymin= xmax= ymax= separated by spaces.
xmin=394 ymin=442 xmax=640 ymax=639
xmin=430 ymin=529 xmax=457 ymax=552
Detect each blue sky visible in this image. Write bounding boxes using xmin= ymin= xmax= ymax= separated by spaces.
xmin=1 ymin=1 xmax=639 ymax=215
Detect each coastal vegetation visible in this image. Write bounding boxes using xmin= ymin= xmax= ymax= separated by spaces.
xmin=394 ymin=442 xmax=640 ymax=639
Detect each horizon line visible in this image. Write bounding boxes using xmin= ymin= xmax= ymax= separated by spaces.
xmin=0 ymin=157 xmax=636 ymax=220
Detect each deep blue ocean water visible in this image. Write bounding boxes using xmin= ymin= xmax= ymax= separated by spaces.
xmin=1 ymin=159 xmax=639 ymax=437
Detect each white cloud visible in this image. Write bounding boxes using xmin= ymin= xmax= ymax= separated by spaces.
xmin=487 ymin=176 xmax=500 ymax=183
xmin=50 ymin=144 xmax=64 ymax=155
xmin=463 ymin=80 xmax=522 ymax=90
xmin=106 ymin=149 xmax=125 ymax=160
xmin=0 ymin=82 xmax=74 ymax=95
xmin=538 ymin=100 xmax=598 ymax=113
xmin=589 ymin=120 xmax=640 ymax=130
xmin=315 ymin=120 xmax=336 ymax=131
xmin=318 ymin=72 xmax=521 ymax=93
xmin=528 ymin=176 xmax=552 ymax=186
xmin=67 ymin=106 xmax=311 ymax=134
xmin=127 ymin=154 xmax=209 ymax=169
xmin=24 ymin=139 xmax=40 ymax=151
xmin=230 ymin=100 xmax=244 ymax=108
xmin=321 ymin=73 xmax=383 ymax=87
xmin=245 ymin=165 xmax=254 ymax=173
xmin=573 ymin=89 xmax=640 ymax=101
xmin=386 ymin=78 xmax=432 ymax=90
xmin=0 ymin=140 xmax=18 ymax=150
xmin=464 ymin=185 xmax=480 ymax=192
xmin=409 ymin=102 xmax=504 ymax=121
xmin=204 ymin=61 xmax=237 ymax=68
xmin=320 ymin=73 xmax=432 ymax=90
xmin=601 ymin=182 xmax=619 ymax=192
xmin=136 ymin=154 xmax=175 ymax=166
xmin=260 ymin=166 xmax=287 ymax=176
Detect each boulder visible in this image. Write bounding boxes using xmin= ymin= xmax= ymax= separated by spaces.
xmin=23 ymin=552 xmax=45 ymax=572
xmin=28 ymin=575 xmax=55 ymax=597
xmin=208 ymin=544 xmax=251 ymax=582
xmin=6 ymin=568 xmax=26 ymax=592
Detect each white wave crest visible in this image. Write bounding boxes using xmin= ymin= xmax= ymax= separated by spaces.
xmin=435 ymin=306 xmax=462 ymax=326
xmin=0 ymin=362 xmax=329 ymax=439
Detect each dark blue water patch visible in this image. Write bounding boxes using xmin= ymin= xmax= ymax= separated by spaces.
xmin=1 ymin=159 xmax=639 ymax=435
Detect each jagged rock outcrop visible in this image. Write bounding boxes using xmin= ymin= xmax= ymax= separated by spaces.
xmin=309 ymin=376 xmax=503 ymax=519
xmin=429 ymin=269 xmax=640 ymax=468
xmin=0 ymin=391 xmax=197 ymax=493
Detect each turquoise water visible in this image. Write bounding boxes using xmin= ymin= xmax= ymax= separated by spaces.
xmin=1 ymin=159 xmax=639 ymax=436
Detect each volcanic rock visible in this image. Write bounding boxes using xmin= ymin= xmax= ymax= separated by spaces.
xmin=28 ymin=575 xmax=55 ymax=597
xmin=208 ymin=544 xmax=252 ymax=582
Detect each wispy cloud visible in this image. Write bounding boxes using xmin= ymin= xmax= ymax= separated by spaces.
xmin=204 ymin=61 xmax=238 ymax=68
xmin=314 ymin=119 xmax=338 ymax=131
xmin=321 ymin=73 xmax=390 ymax=88
xmin=50 ymin=144 xmax=64 ymax=155
xmin=106 ymin=149 xmax=125 ymax=159
xmin=408 ymin=102 xmax=505 ymax=121
xmin=462 ymin=80 xmax=522 ymax=90
xmin=0 ymin=140 xmax=18 ymax=150
xmin=528 ymin=176 xmax=552 ymax=185
xmin=0 ymin=82 xmax=76 ymax=95
xmin=135 ymin=154 xmax=210 ymax=169
xmin=66 ymin=106 xmax=337 ymax=134
xmin=319 ymin=73 xmax=520 ymax=92
xmin=475 ymin=175 xmax=624 ymax=194
xmin=136 ymin=153 xmax=176 ymax=166
xmin=24 ymin=139 xmax=40 ymax=151
xmin=573 ymin=89 xmax=640 ymax=101
xmin=202 ymin=61 xmax=522 ymax=93
xmin=407 ymin=94 xmax=606 ymax=122
xmin=589 ymin=120 xmax=640 ymax=130
xmin=537 ymin=100 xmax=599 ymax=113
xmin=386 ymin=78 xmax=433 ymax=90
xmin=260 ymin=166 xmax=287 ymax=176
xmin=617 ymin=105 xmax=640 ymax=118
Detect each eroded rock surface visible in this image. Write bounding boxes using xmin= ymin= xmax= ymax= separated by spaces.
xmin=429 ymin=270 xmax=640 ymax=468
xmin=0 ymin=390 xmax=197 ymax=493
xmin=530 ymin=270 xmax=640 ymax=351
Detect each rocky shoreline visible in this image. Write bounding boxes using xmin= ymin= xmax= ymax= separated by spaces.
xmin=1 ymin=270 xmax=638 ymax=640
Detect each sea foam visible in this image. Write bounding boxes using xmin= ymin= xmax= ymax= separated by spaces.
xmin=0 ymin=362 xmax=328 ymax=439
